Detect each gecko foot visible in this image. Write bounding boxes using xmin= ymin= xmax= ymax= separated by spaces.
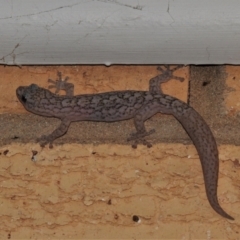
xmin=131 ymin=139 xmax=152 ymax=149
xmin=48 ymin=71 xmax=74 ymax=96
xmin=157 ymin=65 xmax=185 ymax=82
xmin=127 ymin=129 xmax=155 ymax=148
xmin=36 ymin=135 xmax=53 ymax=148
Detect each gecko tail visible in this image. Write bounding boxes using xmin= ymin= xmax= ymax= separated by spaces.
xmin=173 ymin=105 xmax=234 ymax=220
xmin=207 ymin=192 xmax=234 ymax=220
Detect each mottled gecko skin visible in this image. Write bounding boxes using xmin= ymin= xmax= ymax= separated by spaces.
xmin=16 ymin=66 xmax=234 ymax=220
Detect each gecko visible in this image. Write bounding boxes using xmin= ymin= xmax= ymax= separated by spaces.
xmin=16 ymin=65 xmax=234 ymax=220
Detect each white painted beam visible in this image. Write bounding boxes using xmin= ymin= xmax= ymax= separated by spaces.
xmin=1 ymin=0 xmax=240 ymax=65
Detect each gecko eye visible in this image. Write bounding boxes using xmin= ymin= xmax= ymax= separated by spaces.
xmin=21 ymin=95 xmax=27 ymax=103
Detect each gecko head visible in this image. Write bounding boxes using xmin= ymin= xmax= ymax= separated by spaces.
xmin=16 ymin=84 xmax=50 ymax=115
xmin=16 ymin=84 xmax=40 ymax=105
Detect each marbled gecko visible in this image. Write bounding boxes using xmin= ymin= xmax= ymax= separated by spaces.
xmin=16 ymin=65 xmax=234 ymax=220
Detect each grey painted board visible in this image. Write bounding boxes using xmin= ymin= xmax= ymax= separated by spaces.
xmin=1 ymin=0 xmax=240 ymax=65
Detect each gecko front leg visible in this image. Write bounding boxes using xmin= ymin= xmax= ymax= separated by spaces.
xmin=37 ymin=119 xmax=71 ymax=148
xmin=48 ymin=71 xmax=74 ymax=96
xmin=37 ymin=72 xmax=74 ymax=148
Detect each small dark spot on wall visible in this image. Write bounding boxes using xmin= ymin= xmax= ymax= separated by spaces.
xmin=32 ymin=150 xmax=38 ymax=155
xmin=12 ymin=136 xmax=19 ymax=139
xmin=107 ymin=199 xmax=112 ymax=205
xmin=11 ymin=195 xmax=16 ymax=200
xmin=31 ymin=150 xmax=38 ymax=161
xmin=132 ymin=215 xmax=140 ymax=222
xmin=114 ymin=214 xmax=119 ymax=219
xmin=3 ymin=150 xmax=9 ymax=155
xmin=202 ymin=81 xmax=210 ymax=86
xmin=233 ymin=159 xmax=240 ymax=167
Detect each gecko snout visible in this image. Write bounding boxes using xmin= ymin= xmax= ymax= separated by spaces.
xmin=16 ymin=86 xmax=23 ymax=97
xmin=16 ymin=86 xmax=28 ymax=104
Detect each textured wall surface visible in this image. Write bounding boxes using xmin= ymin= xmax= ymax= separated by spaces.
xmin=0 ymin=65 xmax=239 ymax=239
xmin=0 ymin=143 xmax=238 ymax=239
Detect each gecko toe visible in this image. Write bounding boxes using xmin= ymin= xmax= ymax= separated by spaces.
xmin=143 ymin=140 xmax=152 ymax=148
xmin=127 ymin=129 xmax=155 ymax=141
xmin=130 ymin=139 xmax=152 ymax=149
xmin=131 ymin=142 xmax=138 ymax=149
xmin=128 ymin=129 xmax=155 ymax=148
xmin=36 ymin=135 xmax=54 ymax=148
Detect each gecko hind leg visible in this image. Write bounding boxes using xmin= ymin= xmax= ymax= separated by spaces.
xmin=127 ymin=110 xmax=156 ymax=148
xmin=127 ymin=99 xmax=166 ymax=148
xmin=149 ymin=65 xmax=185 ymax=94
